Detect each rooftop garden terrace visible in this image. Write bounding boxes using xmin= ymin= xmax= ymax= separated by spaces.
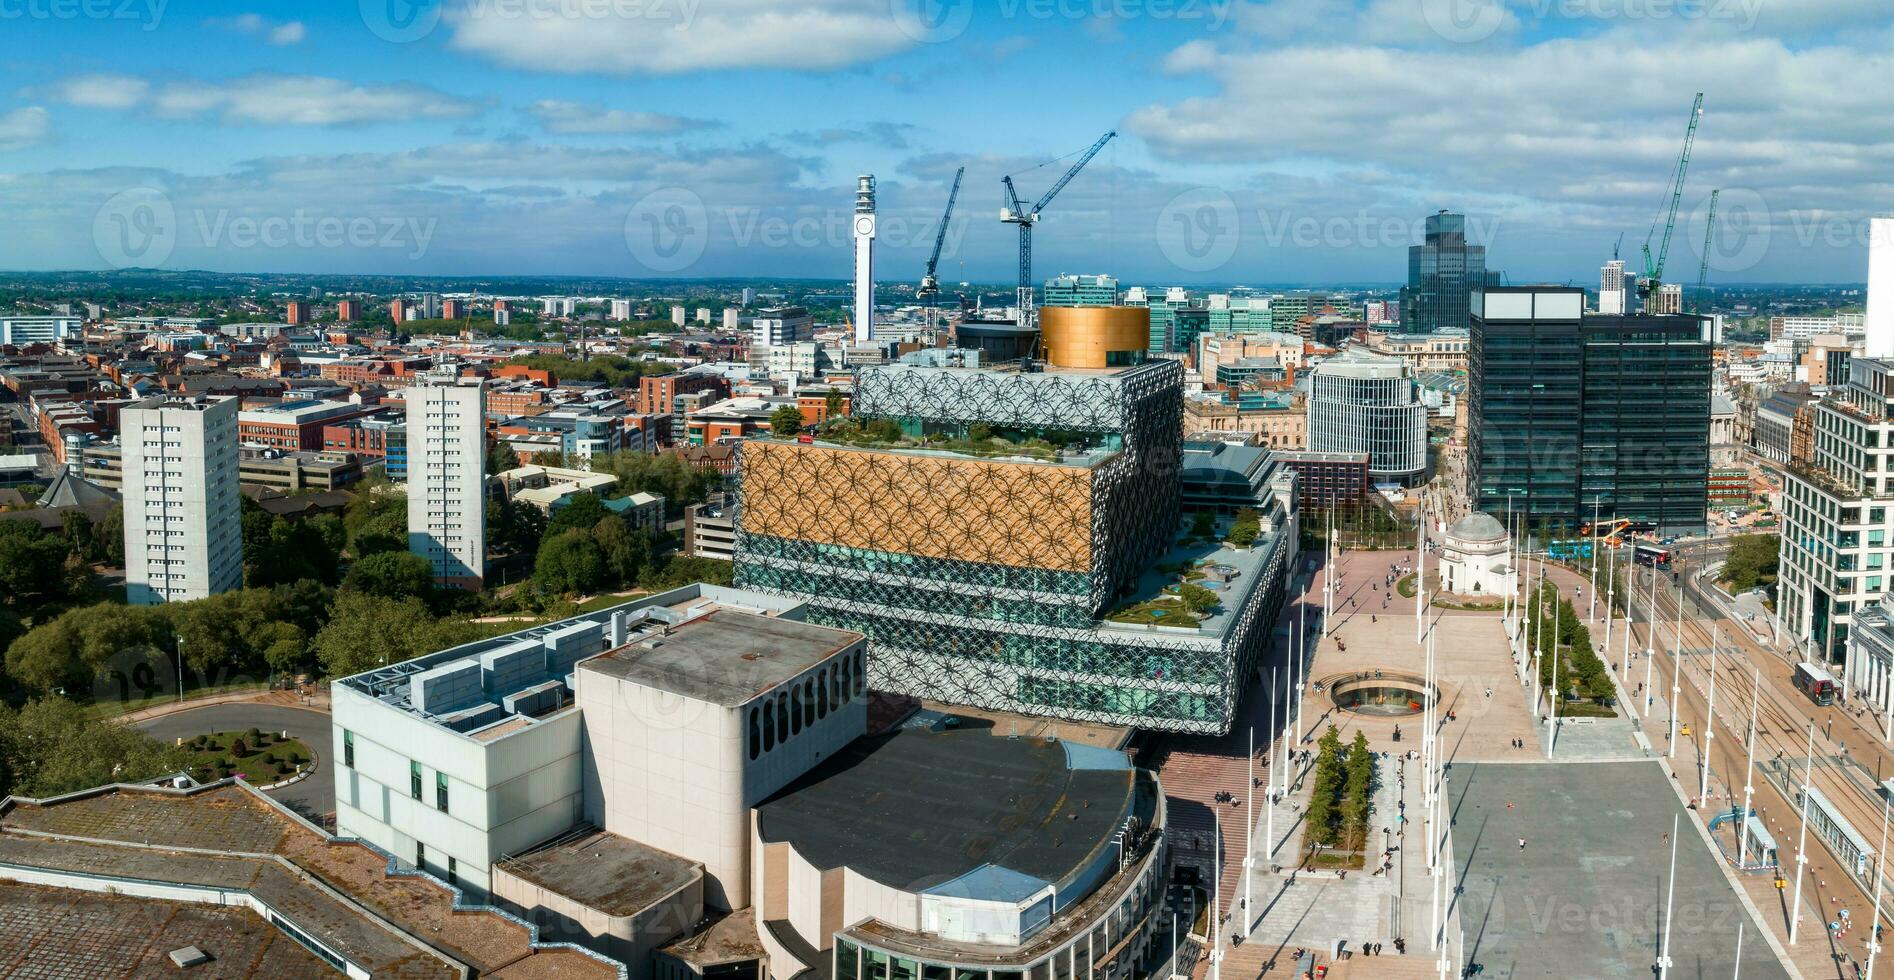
xmin=783 ymin=416 xmax=1120 ymax=465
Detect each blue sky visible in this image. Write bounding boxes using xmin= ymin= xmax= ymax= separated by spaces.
xmin=2 ymin=0 xmax=1890 ymax=285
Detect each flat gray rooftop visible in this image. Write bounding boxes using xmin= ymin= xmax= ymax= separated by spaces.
xmin=497 ymin=828 xmax=700 ymax=917
xmin=1448 ymin=761 xmax=1786 ymax=979
xmin=755 ymin=728 xmax=1145 ymax=896
xmin=580 ymin=609 xmax=858 ymax=706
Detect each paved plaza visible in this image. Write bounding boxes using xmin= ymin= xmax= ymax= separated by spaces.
xmin=1446 ymin=761 xmax=1787 ymax=979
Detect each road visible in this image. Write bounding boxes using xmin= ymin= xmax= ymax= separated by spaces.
xmin=1570 ymin=550 xmax=1889 ymax=976
xmin=136 ymin=702 xmax=333 ymax=823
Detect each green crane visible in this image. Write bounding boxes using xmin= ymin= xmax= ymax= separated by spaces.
xmin=1640 ymin=93 xmax=1704 ymax=304
xmin=1694 ymin=188 xmax=1719 ymax=315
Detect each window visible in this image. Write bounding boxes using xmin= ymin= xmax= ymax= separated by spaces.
xmin=342 ymin=731 xmax=354 ymax=769
xmin=748 ymin=709 xmax=761 ymax=760
xmin=446 ymin=857 xmax=457 ymax=886
xmin=436 ymin=772 xmax=449 ymax=813
xmin=410 ymin=761 xmax=423 ymax=801
xmin=416 ymin=841 xmax=425 ymax=869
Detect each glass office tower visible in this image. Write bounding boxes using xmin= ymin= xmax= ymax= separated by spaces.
xmin=1469 ymin=286 xmax=1710 ymax=536
xmin=1403 ymin=210 xmax=1486 ymax=333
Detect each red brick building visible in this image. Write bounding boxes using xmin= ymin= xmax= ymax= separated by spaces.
xmin=637 ymin=372 xmax=729 ymax=415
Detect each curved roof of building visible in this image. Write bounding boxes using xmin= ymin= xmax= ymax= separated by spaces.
xmin=1446 ymin=512 xmax=1508 ymax=544
xmin=755 ymin=727 xmax=1145 ymax=899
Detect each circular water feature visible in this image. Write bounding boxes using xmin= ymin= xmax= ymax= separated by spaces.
xmin=1327 ymin=673 xmax=1435 ymax=717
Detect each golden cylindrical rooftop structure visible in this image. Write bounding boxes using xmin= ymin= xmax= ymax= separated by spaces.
xmin=1037 ymin=305 xmax=1150 ymax=370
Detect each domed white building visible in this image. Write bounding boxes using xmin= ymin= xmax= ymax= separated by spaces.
xmin=1436 ymin=512 xmax=1517 ymax=596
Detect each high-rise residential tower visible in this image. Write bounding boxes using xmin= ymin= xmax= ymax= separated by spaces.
xmin=1402 ymin=210 xmax=1486 ymax=333
xmin=1599 ymin=259 xmax=1629 ymax=315
xmin=121 ymin=394 xmax=243 ymax=605
xmin=406 ymin=375 xmax=487 ymax=590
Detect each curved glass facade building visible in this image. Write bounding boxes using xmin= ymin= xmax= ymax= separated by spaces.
xmin=1307 ymin=351 xmax=1428 ymax=485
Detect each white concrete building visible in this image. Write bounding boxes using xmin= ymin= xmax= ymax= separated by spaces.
xmin=722 ymin=307 xmax=741 ymax=330
xmin=671 ymin=305 xmax=687 ymax=327
xmin=611 ymin=299 xmax=634 ymax=321
xmin=1435 ymin=512 xmax=1517 ymax=597
xmin=406 ymin=375 xmax=486 ymax=589
xmin=1599 ymin=259 xmax=1628 ymax=315
xmin=750 ymin=307 xmax=812 ymax=350
xmin=0 ymin=315 xmax=79 ymax=346
xmin=120 ymin=394 xmax=242 ymax=605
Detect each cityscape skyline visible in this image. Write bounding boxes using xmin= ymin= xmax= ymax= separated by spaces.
xmin=0 ymin=2 xmax=1889 ymax=283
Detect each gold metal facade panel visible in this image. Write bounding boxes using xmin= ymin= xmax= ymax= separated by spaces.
xmin=1038 ymin=306 xmax=1150 ymax=370
xmin=739 ymin=441 xmax=1096 ymax=572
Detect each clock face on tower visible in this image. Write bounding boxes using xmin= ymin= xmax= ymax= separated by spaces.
xmin=855 ymin=215 xmax=876 ymax=238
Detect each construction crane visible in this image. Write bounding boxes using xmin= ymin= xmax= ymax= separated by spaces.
xmin=1640 ymin=93 xmax=1704 ymax=304
xmin=1001 ymin=130 xmax=1116 ymax=316
xmin=917 ymin=166 xmax=965 ymax=336
xmin=1694 ymin=188 xmax=1720 ymax=315
xmin=1612 ymin=232 xmax=1623 ymax=262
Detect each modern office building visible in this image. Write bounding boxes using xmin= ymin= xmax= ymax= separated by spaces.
xmin=121 ymin=393 xmax=243 ymax=605
xmin=330 ymin=582 xmax=1170 ymax=980
xmin=1044 ymin=273 xmax=1119 ymax=307
xmin=734 ymin=305 xmax=1299 ymax=733
xmin=1649 ymin=283 xmax=1684 ymax=315
xmin=0 ymin=314 xmax=79 ymax=346
xmin=406 ymin=375 xmax=486 ymax=589
xmin=1307 ymin=350 xmax=1428 ymax=485
xmin=1125 ymin=285 xmax=1189 ymax=354
xmin=1468 ymin=286 xmax=1712 ymax=535
xmin=750 ymin=306 xmax=813 ymax=349
xmin=1776 ymin=357 xmax=1894 ymax=663
xmin=1772 ymin=313 xmax=1868 ymax=342
xmin=1402 ymin=210 xmax=1485 ymax=333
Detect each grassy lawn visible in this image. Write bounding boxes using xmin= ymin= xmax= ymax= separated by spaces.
xmin=1547 ymin=699 xmax=1618 ymax=718
xmin=1396 ymin=573 xmax=1418 ymax=597
xmin=176 ymin=730 xmax=313 ymax=786
xmin=80 ymin=679 xmax=272 ymax=721
xmin=574 ymin=591 xmax=647 ymax=613
xmin=1300 ymin=847 xmax=1368 ymax=870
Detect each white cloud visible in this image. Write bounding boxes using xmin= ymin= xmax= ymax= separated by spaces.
xmin=0 ymin=107 xmax=50 ymax=151
xmin=209 ymin=13 xmax=307 ymax=45
xmin=46 ymin=74 xmax=151 ymax=110
xmin=268 ymin=21 xmax=308 ymax=45
xmin=50 ymin=73 xmax=484 ymax=126
xmin=446 ymin=0 xmax=916 ymax=75
xmin=526 ymin=100 xmax=717 ymax=135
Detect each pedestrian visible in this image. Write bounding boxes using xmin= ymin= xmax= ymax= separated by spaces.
xmin=1518 ymin=837 xmax=1526 ymax=850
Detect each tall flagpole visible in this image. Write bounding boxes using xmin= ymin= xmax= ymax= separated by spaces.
xmin=1547 ymin=602 xmax=1560 ymax=759
xmin=1870 ymin=797 xmax=1889 ymax=980
xmin=1669 ymin=577 xmax=1683 ymax=759
xmin=1732 ymin=922 xmax=1743 ymax=980
xmin=1657 ymin=812 xmax=1679 ymax=980
xmin=1738 ymin=667 xmax=1758 ymax=869
xmin=1790 ymin=722 xmax=1815 ymax=944
xmin=1293 ymin=598 xmax=1305 ymax=750
xmin=1210 ymin=808 xmax=1223 ymax=980
xmin=1244 ymin=724 xmax=1255 ymax=925
xmin=1588 ymin=496 xmax=1601 ymax=623
xmin=1701 ymin=629 xmax=1719 ymax=804
xmin=1530 ymin=559 xmax=1544 ymax=719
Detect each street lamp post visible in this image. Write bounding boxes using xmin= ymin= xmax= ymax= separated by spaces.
xmin=1790 ymin=723 xmax=1815 ymax=944
xmin=1701 ymin=633 xmax=1718 ymax=803
xmin=1657 ymin=813 xmax=1679 ymax=980
xmin=1588 ymin=497 xmax=1601 ymax=623
xmin=175 ymin=635 xmax=184 ymax=705
xmin=1738 ymin=667 xmax=1759 ymax=869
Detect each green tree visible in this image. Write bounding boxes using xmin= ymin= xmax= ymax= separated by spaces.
xmin=4 ymin=617 xmax=81 ymax=693
xmin=0 ymin=522 xmax=72 ymax=604
xmin=342 ymin=551 xmax=436 ymax=601
xmin=92 ymin=505 xmax=124 ymax=566
xmin=824 ymin=388 xmax=844 ymax=419
xmin=1178 ymin=583 xmax=1219 ymax=616
xmin=1720 ymin=534 xmax=1780 ymax=594
xmin=1227 ymin=509 xmax=1262 ymax=548
xmin=770 ymin=405 xmax=803 ymax=437
xmin=534 ymin=529 xmax=606 ymax=596
xmin=549 ymin=493 xmax=608 ymax=533
xmin=593 ymin=515 xmax=651 ymax=587
xmin=314 ymin=592 xmax=434 ymax=678
xmin=0 ymin=698 xmax=191 ymax=799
